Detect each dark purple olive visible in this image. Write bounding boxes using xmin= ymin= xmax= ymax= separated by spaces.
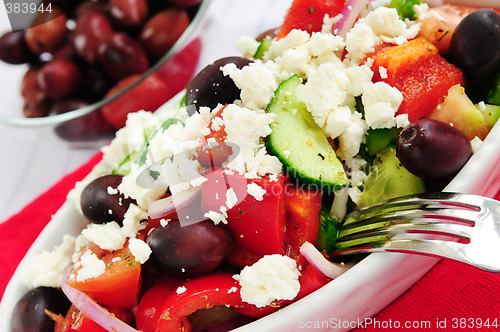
xmin=10 ymin=287 xmax=71 ymax=332
xmin=448 ymin=9 xmax=500 ymax=99
xmin=98 ymin=32 xmax=150 ymax=81
xmin=0 ymin=31 xmax=35 ymax=65
xmin=38 ymin=59 xmax=82 ymax=100
xmin=396 ymin=119 xmax=472 ymax=179
xmin=147 ymin=220 xmax=233 ymax=277
xmin=80 ymin=174 xmax=136 ymax=225
xmin=52 ymin=100 xmax=115 ymax=142
xmin=185 ymin=56 xmax=252 ymax=113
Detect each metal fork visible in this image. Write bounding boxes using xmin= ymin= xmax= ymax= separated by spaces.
xmin=332 ymin=192 xmax=500 ymax=272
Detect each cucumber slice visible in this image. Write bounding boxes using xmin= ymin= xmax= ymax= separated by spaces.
xmin=357 ymin=147 xmax=425 ymax=209
xmin=253 ymin=36 xmax=272 ymax=60
xmin=266 ymin=75 xmax=349 ymax=192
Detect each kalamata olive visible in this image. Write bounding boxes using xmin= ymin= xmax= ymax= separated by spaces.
xmin=396 ymin=119 xmax=472 ymax=179
xmin=24 ymin=7 xmax=68 ymax=54
xmin=21 ymin=65 xmax=41 ymax=98
xmin=10 ymin=287 xmax=71 ymax=332
xmin=23 ymin=89 xmax=53 ymax=118
xmin=172 ymin=0 xmax=203 ymax=7
xmin=52 ymin=100 xmax=115 ymax=142
xmin=109 ymin=0 xmax=149 ymax=29
xmin=147 ymin=220 xmax=233 ymax=278
xmin=72 ymin=9 xmax=113 ymax=64
xmin=80 ymin=174 xmax=136 ymax=225
xmin=38 ymin=59 xmax=82 ymax=100
xmin=185 ymin=56 xmax=252 ymax=112
xmin=98 ymin=32 xmax=150 ymax=81
xmin=0 ymin=31 xmax=35 ymax=65
xmin=139 ymin=8 xmax=190 ymax=60
xmin=448 ymin=9 xmax=500 ymax=99
xmin=81 ymin=67 xmax=114 ymax=101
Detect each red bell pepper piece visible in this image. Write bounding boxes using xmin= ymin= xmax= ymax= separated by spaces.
xmin=277 ymin=0 xmax=346 ymax=39
xmin=366 ymin=37 xmax=465 ymax=122
xmin=201 ymin=170 xmax=287 ymax=267
xmin=153 ymin=274 xmax=275 ymax=331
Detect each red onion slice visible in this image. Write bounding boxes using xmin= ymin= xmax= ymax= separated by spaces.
xmin=300 ymin=242 xmax=351 ymax=279
xmin=148 ymin=185 xmax=202 ymax=219
xmin=61 ymin=267 xmax=138 ymax=332
xmin=333 ymin=0 xmax=372 ymax=38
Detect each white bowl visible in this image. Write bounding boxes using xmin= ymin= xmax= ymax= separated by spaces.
xmin=2 ymin=0 xmax=500 ymax=331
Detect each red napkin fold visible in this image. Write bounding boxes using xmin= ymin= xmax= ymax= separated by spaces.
xmin=1 ymin=152 xmax=499 ymax=331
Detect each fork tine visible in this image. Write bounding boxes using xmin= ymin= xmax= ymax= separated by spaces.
xmin=332 ymin=238 xmax=500 ymax=272
xmin=342 ymin=192 xmax=481 ymax=227
xmin=339 ymin=208 xmax=478 ymax=238
xmin=335 ymin=222 xmax=472 ymax=250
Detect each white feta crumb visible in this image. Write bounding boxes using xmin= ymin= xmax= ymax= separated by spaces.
xmin=76 ymin=249 xmax=106 ymax=282
xmin=128 ymin=238 xmax=151 ymax=264
xmin=107 ymin=186 xmax=119 ymax=195
xmin=471 ymin=136 xmax=483 ymax=153
xmin=81 ymin=221 xmax=126 ymax=251
xmin=379 ymin=66 xmax=388 ymax=79
xmin=228 ymin=286 xmax=238 ymax=294
xmin=362 ymin=82 xmax=404 ymax=129
xmin=22 ymin=235 xmax=75 ymax=288
xmin=160 ymin=218 xmax=170 ymax=227
xmin=176 ymin=286 xmax=187 ymax=295
xmin=247 ymin=182 xmax=266 ymax=201
xmin=225 ymin=188 xmax=238 ymax=209
xmin=233 ymin=254 xmax=301 ymax=307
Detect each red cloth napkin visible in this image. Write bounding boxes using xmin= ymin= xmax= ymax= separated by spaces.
xmin=1 ymin=153 xmax=500 ymax=331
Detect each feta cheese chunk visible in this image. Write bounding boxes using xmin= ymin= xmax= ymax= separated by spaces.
xmin=22 ymin=235 xmax=75 ymax=288
xmin=234 ymin=254 xmax=301 ymax=307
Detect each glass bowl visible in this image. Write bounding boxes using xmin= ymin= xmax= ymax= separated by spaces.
xmin=0 ymin=0 xmax=211 ymax=143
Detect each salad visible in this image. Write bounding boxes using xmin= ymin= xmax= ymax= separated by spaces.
xmin=7 ymin=0 xmax=500 ymax=331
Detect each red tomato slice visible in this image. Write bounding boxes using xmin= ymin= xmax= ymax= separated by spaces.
xmin=101 ymin=73 xmax=172 ymax=129
xmin=277 ymin=0 xmax=346 ymax=39
xmin=285 ymin=185 xmax=322 ymax=270
xmin=197 ymin=105 xmax=235 ymax=169
xmin=68 ymin=242 xmax=142 ymax=309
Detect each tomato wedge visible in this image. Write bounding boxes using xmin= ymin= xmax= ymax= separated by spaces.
xmin=68 ymin=242 xmax=142 ymax=309
xmin=277 ymin=0 xmax=346 ymax=39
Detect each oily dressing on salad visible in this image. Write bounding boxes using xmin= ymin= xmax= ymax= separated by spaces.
xmin=9 ymin=0 xmax=500 ymax=331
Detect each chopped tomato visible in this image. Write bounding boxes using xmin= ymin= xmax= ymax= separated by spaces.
xmin=277 ymin=0 xmax=346 ymax=39
xmin=53 ymin=305 xmax=133 ymax=332
xmin=68 ymin=242 xmax=142 ymax=309
xmin=285 ymin=185 xmax=322 ymax=270
xmin=197 ymin=105 xmax=235 ymax=169
xmin=366 ymin=37 xmax=465 ymax=122
xmin=201 ymin=170 xmax=287 ymax=267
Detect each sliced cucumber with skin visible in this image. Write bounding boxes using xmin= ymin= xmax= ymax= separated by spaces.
xmin=266 ymin=75 xmax=349 ymax=192
xmin=253 ymin=36 xmax=272 ymax=60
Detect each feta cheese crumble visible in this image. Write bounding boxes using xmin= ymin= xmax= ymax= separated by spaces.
xmin=233 ymin=254 xmax=301 ymax=307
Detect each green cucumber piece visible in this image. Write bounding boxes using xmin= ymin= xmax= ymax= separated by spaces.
xmin=112 ymin=118 xmax=183 ymax=175
xmin=253 ymin=36 xmax=272 ymax=60
xmin=266 ymin=75 xmax=349 ymax=191
xmin=357 ymin=147 xmax=425 ymax=209
xmin=478 ymin=103 xmax=500 ymax=126
xmin=363 ymin=128 xmax=400 ymax=157
xmin=316 ymin=207 xmax=339 ymax=254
